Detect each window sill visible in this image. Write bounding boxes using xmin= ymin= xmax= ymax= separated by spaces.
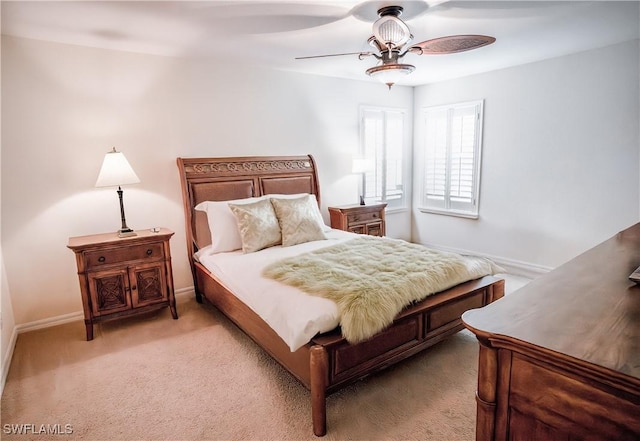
xmin=385 ymin=206 xmax=409 ymax=215
xmin=417 ymin=207 xmax=479 ymax=219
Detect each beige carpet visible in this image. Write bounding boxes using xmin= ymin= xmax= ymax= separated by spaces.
xmin=1 ymin=296 xmax=485 ymax=441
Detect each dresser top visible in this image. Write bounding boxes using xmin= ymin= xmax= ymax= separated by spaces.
xmin=463 ymin=222 xmax=640 ymax=381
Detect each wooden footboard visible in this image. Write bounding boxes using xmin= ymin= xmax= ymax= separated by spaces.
xmin=196 ymin=259 xmax=504 ymax=436
xmin=308 ymin=275 xmax=504 ymax=436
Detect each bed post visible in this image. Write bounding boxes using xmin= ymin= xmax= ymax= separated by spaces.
xmin=176 ymin=158 xmax=203 ymax=303
xmin=490 ymin=278 xmax=505 ymax=302
xmin=310 ymin=345 xmax=328 ymax=437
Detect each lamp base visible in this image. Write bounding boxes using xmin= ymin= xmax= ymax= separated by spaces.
xmin=118 ymin=229 xmax=137 ymax=238
xmin=359 ymin=195 xmax=366 ymax=206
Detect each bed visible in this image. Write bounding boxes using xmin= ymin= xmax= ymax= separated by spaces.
xmin=176 ymin=154 xmax=505 ymax=436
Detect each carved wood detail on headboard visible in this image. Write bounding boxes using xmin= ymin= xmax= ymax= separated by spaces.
xmin=181 ymin=158 xmax=314 ymax=177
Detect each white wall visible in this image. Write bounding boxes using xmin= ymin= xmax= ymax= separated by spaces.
xmin=413 ymin=40 xmax=640 ymax=270
xmin=1 ymin=35 xmax=413 ymax=326
xmin=0 ymin=39 xmax=18 ymax=391
xmin=1 ymin=55 xmax=18 ymax=388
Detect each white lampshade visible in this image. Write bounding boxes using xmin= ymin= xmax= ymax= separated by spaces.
xmin=95 ymin=148 xmax=140 ymax=188
xmin=352 ymin=157 xmax=375 ymax=174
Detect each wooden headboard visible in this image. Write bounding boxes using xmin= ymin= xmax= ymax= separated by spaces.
xmin=176 ymin=155 xmax=321 ymax=259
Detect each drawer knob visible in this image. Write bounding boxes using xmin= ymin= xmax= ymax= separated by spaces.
xmin=146 ymin=249 xmax=153 ymax=256
xmin=98 ymin=256 xmax=106 ymax=263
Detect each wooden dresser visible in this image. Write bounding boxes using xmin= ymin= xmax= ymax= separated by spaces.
xmin=68 ymin=228 xmax=178 ymax=340
xmin=462 ymin=223 xmax=640 ymax=441
xmin=328 ymin=203 xmax=386 ymax=236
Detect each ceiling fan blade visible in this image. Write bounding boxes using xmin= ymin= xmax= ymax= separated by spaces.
xmin=410 ymin=35 xmax=496 ymax=55
xmin=296 ymin=51 xmax=374 ymax=60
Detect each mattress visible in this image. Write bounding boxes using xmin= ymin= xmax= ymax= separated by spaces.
xmin=197 ymin=229 xmax=355 ymax=351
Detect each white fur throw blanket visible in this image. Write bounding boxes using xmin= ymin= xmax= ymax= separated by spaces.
xmin=262 ymin=235 xmax=502 ymax=344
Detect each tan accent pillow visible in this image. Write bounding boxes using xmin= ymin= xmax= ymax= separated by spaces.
xmin=269 ymin=193 xmax=330 ymax=231
xmin=228 ymin=198 xmax=281 ymax=253
xmin=271 ymin=196 xmax=327 ymax=247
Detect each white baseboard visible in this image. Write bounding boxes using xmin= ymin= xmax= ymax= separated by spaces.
xmin=15 ymin=287 xmax=195 ymax=335
xmin=175 ymin=286 xmax=195 ymax=300
xmin=1 ymin=325 xmax=18 ymax=397
xmin=0 ymin=286 xmax=196 ymax=396
xmin=421 ymin=242 xmax=552 ymax=280
xmin=15 ymin=310 xmax=85 ymax=334
xmin=490 ymin=255 xmax=552 ymax=279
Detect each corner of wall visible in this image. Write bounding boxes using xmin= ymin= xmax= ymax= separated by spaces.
xmin=1 ymin=248 xmax=18 ymax=397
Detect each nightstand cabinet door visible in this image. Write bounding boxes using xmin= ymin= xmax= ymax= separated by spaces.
xmin=88 ymin=268 xmax=132 ymax=316
xmin=329 ymin=203 xmax=387 ymax=237
xmin=130 ymin=262 xmax=168 ymax=308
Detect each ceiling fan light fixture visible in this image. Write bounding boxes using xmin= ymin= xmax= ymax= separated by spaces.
xmin=366 ymin=63 xmax=415 ymax=89
xmin=295 ymin=4 xmax=496 ymax=90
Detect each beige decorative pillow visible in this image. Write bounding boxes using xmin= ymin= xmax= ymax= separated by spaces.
xmin=271 ymin=196 xmax=327 ymax=247
xmin=228 ymin=198 xmax=281 ymax=253
xmin=269 ymin=193 xmax=330 ymax=232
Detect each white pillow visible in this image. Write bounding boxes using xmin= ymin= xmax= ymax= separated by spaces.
xmin=228 ymin=198 xmax=282 ymax=253
xmin=270 ymin=196 xmax=328 ymax=247
xmin=194 ymin=196 xmax=265 ymax=253
xmin=269 ymin=193 xmax=330 ymax=232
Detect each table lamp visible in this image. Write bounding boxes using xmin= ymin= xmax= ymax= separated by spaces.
xmin=95 ymin=147 xmax=140 ymax=237
xmin=352 ymin=157 xmax=374 ymax=205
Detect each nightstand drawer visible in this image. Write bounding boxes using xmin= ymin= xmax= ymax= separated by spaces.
xmin=347 ymin=211 xmax=381 ymax=224
xmin=366 ymin=222 xmax=383 ymax=237
xmin=85 ymin=243 xmax=164 ymax=269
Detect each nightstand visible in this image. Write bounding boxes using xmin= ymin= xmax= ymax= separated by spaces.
xmin=68 ymin=228 xmax=178 ymax=341
xmin=328 ymin=203 xmax=387 ymax=236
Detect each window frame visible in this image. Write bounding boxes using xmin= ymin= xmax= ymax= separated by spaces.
xmin=358 ymin=105 xmax=410 ymax=211
xmin=417 ymin=100 xmax=485 ymax=219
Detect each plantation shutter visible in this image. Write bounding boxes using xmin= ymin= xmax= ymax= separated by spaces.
xmin=424 ymin=107 xmax=448 ymax=208
xmin=383 ymin=111 xmax=404 ymax=202
xmin=362 ymin=108 xmax=384 ymax=202
xmin=422 ymin=101 xmax=483 ymax=216
xmin=449 ymin=105 xmax=478 ymax=210
xmin=361 ymin=107 xmax=406 ymax=208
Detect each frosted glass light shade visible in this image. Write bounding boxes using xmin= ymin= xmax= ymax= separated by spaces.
xmin=366 ymin=63 xmax=415 ymax=88
xmin=95 ymin=149 xmax=140 ymax=187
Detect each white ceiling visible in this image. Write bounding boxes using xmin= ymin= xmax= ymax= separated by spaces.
xmin=2 ymin=1 xmax=639 ymax=86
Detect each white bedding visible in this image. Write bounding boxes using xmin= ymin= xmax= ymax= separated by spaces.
xmin=197 ymin=229 xmax=355 ymax=351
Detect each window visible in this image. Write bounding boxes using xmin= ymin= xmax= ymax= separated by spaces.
xmin=359 ymin=106 xmax=408 ymax=210
xmin=419 ymin=100 xmax=484 ymax=218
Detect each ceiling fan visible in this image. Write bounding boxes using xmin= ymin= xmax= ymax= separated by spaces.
xmin=296 ymin=5 xmax=495 ymax=89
